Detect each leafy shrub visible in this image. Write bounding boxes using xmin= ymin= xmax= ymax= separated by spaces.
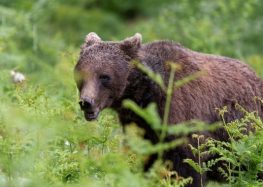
xmin=185 ymin=104 xmax=263 ymax=187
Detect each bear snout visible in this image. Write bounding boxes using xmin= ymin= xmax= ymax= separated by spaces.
xmin=79 ymin=98 xmax=99 ymax=121
xmin=79 ymin=98 xmax=93 ymax=111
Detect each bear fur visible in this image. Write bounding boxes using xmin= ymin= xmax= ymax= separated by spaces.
xmin=74 ymin=33 xmax=263 ymax=186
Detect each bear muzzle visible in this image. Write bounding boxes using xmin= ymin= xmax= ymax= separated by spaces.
xmin=79 ymin=98 xmax=99 ymax=121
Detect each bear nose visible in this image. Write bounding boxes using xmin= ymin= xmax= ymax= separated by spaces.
xmin=79 ymin=97 xmax=94 ymax=111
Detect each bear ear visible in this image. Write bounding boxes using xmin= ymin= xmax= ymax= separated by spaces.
xmin=85 ymin=32 xmax=102 ymax=46
xmin=120 ymin=33 xmax=142 ymax=58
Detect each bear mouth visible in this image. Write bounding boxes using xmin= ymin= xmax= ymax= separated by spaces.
xmin=84 ymin=111 xmax=99 ymax=121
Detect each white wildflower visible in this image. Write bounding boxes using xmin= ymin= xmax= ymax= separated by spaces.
xmin=10 ymin=70 xmax=26 ymax=83
xmin=65 ymin=140 xmax=70 ymax=146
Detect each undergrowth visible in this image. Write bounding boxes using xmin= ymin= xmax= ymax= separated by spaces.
xmin=1 ymin=0 xmax=263 ymax=186
xmin=1 ymin=58 xmax=262 ymax=187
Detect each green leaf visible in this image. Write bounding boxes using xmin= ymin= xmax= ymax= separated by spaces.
xmin=122 ymin=100 xmax=162 ymax=131
xmin=132 ymin=61 xmax=166 ymax=91
xmin=166 ymin=121 xmax=221 ymax=136
xmin=184 ymin=159 xmax=203 ymax=174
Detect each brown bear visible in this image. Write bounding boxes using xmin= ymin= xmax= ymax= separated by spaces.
xmin=74 ymin=32 xmax=263 ymax=186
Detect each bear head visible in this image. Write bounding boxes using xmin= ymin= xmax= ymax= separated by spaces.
xmin=74 ymin=32 xmax=142 ymax=120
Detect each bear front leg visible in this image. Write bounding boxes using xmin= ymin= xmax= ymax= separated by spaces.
xmin=164 ymin=147 xmax=207 ymax=187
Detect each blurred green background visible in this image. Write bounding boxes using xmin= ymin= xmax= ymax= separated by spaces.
xmin=1 ymin=0 xmax=263 ymax=79
xmin=0 ymin=0 xmax=263 ymax=186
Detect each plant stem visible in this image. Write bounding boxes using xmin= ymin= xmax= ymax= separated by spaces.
xmin=160 ymin=64 xmax=176 ymax=143
xmin=197 ymin=137 xmax=203 ymax=187
xmin=220 ymin=112 xmax=233 ymax=184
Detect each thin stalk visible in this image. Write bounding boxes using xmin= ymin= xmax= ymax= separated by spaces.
xmin=228 ymin=162 xmax=232 ymax=184
xmin=220 ymin=113 xmax=233 ymax=184
xmin=220 ymin=112 xmax=234 ymax=142
xmin=197 ymin=137 xmax=203 ymax=187
xmin=160 ymin=65 xmax=176 ymax=143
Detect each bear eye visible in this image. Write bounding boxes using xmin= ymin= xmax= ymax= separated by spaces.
xmin=99 ymin=74 xmax=111 ymax=86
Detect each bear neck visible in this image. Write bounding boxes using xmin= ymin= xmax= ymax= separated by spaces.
xmin=112 ymin=66 xmax=165 ymax=125
xmin=111 ymin=66 xmax=164 ymax=144
xmin=122 ymin=67 xmax=164 ymax=108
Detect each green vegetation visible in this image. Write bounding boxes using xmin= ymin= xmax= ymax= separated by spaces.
xmin=0 ymin=0 xmax=262 ymax=186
